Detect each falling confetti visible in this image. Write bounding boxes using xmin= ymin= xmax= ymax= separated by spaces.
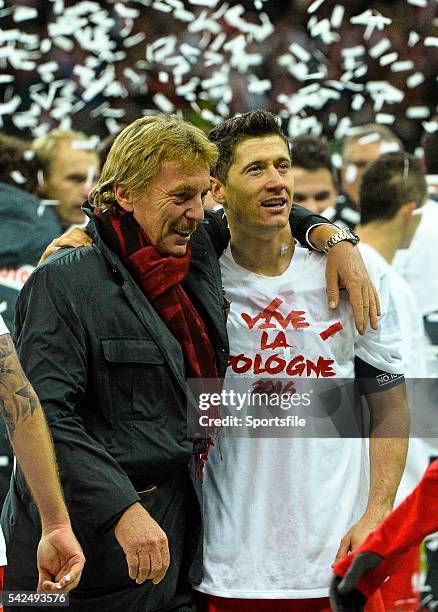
xmin=0 ymin=0 xmax=434 ymax=146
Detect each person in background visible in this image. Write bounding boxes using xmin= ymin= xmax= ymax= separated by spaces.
xmin=0 ymin=314 xmax=85 ymax=594
xmin=337 ymin=124 xmax=403 ymax=229
xmin=290 ymin=135 xmax=338 ymax=219
xmin=0 ymin=133 xmax=61 ymax=507
xmin=421 ymin=124 xmax=438 ymax=202
xmin=32 ymin=130 xmax=100 ymax=231
xmin=357 ymin=151 xmax=434 ymax=610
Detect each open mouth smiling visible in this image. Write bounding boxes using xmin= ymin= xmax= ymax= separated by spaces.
xmin=260 ymin=197 xmax=288 ymax=208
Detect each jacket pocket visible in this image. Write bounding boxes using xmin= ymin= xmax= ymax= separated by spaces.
xmin=101 ymin=337 xmax=168 ymax=421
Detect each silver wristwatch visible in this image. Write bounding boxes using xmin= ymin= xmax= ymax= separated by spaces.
xmin=323 ymin=228 xmax=360 ymax=253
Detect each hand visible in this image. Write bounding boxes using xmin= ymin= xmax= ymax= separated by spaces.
xmin=115 ymin=502 xmax=170 ymax=585
xmin=325 ymin=242 xmax=380 ymax=336
xmin=38 ymin=227 xmax=92 ymax=266
xmin=334 ymin=511 xmax=389 ymax=563
xmin=37 ymin=523 xmax=85 ymax=593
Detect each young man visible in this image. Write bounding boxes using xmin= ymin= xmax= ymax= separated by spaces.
xmin=32 ymin=130 xmax=100 ymax=230
xmin=197 ymin=111 xmax=409 ymax=611
xmin=291 ymin=135 xmax=338 ymax=218
xmin=338 ymin=125 xmax=403 ymax=229
xmin=358 ymin=152 xmax=437 ymax=610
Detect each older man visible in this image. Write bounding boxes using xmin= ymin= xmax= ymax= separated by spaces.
xmin=21 ymin=114 xmax=379 ymax=611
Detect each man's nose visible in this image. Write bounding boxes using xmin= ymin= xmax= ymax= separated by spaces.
xmin=185 ymin=195 xmax=205 ymax=222
xmin=265 ymin=166 xmax=286 ymax=190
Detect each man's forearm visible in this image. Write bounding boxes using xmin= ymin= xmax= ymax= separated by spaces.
xmin=365 ymin=384 xmax=409 ymax=519
xmin=0 ymin=334 xmax=70 ymax=529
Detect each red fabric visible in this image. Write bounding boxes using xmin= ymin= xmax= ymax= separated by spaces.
xmin=199 ymin=592 xmax=384 ymax=611
xmin=104 ymin=210 xmax=218 ymax=381
xmin=333 ymin=459 xmax=438 ymax=598
xmin=380 ymin=545 xmax=420 ymax=611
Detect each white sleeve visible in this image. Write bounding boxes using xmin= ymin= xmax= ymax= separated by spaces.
xmin=0 ymin=314 xmax=9 ymax=336
xmin=355 ymin=263 xmax=404 ymax=375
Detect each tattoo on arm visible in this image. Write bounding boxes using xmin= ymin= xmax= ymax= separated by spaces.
xmin=0 ymin=334 xmax=39 ymax=441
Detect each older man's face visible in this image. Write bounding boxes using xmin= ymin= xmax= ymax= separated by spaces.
xmin=119 ymin=160 xmax=210 ymax=257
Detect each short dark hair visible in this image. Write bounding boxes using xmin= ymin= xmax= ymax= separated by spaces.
xmin=360 ymin=152 xmax=427 ymax=224
xmin=0 ymin=132 xmax=38 ymax=194
xmin=209 ymin=109 xmax=290 ymax=183
xmin=291 ymin=135 xmax=338 ymax=188
xmin=421 ymin=127 xmax=438 ymax=174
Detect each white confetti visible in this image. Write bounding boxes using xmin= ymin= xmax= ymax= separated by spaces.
xmin=153 ymin=92 xmax=175 ymax=113
xmin=187 ymin=0 xmax=219 ymax=6
xmin=124 ymin=32 xmax=146 ymax=48
xmin=10 ymin=170 xmax=27 ymax=184
xmin=82 ymin=65 xmax=115 ymax=102
xmin=369 ymin=38 xmax=391 ymax=59
xmin=71 ymin=137 xmax=100 ymax=150
xmin=13 ymin=6 xmax=38 ymax=22
xmin=307 ymin=0 xmax=325 ymax=14
xmin=406 ymin=106 xmax=430 ymax=119
xmin=422 ymin=120 xmax=438 ymax=133
xmin=379 ymin=52 xmax=399 ymax=67
xmin=391 ymin=60 xmax=414 ymax=72
xmin=114 ymin=3 xmax=140 ymax=18
xmin=0 ymin=75 xmax=14 ymax=84
xmin=375 ymin=113 xmax=395 ymax=124
xmin=0 ymin=302 xmax=7 ymax=314
xmin=330 ymin=5 xmax=344 ymax=29
xmin=344 ymin=164 xmax=358 ymax=184
xmin=424 ymin=37 xmax=438 ymax=47
xmin=351 ymin=94 xmax=365 ymax=111
xmin=224 ymin=6 xmax=274 ymax=43
xmin=350 ymin=10 xmax=391 ymax=40
xmin=406 ymin=72 xmax=425 ymax=88
xmin=0 ymin=95 xmax=21 ymax=116
xmin=290 ymin=43 xmax=311 ymax=63
xmin=408 ymin=31 xmax=421 ymax=47
xmin=334 ymin=117 xmax=351 ymax=140
xmin=247 ymin=75 xmax=271 ymax=94
xmin=407 ymin=0 xmax=427 ymax=6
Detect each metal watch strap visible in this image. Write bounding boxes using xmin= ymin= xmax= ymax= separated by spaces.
xmin=323 ymin=229 xmax=360 ymax=254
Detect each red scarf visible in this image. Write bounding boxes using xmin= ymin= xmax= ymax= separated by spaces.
xmin=95 ymin=209 xmax=220 ymax=475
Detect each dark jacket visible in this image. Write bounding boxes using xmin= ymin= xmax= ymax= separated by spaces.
xmin=2 ymin=208 xmax=229 ymax=612
xmin=1 ymin=203 xmax=329 ymax=611
xmin=0 ymin=181 xmax=61 ymax=330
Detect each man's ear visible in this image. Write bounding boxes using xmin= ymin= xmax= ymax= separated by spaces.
xmin=210 ymin=177 xmax=226 ymax=206
xmin=115 ymin=184 xmax=134 ymax=212
xmin=400 ymin=201 xmax=417 ymax=222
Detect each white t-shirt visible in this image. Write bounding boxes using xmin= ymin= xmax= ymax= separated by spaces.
xmin=359 ymin=245 xmax=435 ymax=505
xmin=360 ymin=244 xmax=427 ymax=380
xmin=0 ymin=314 xmax=9 ymax=565
xmin=393 ymin=200 xmax=438 ymax=377
xmin=199 ymin=245 xmax=402 ymax=599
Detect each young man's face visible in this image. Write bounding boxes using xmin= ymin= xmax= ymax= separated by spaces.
xmin=213 ymin=135 xmax=293 ymax=233
xmin=116 ymin=159 xmax=210 ymax=258
xmin=341 ymin=139 xmax=394 ymax=206
xmin=43 ymin=141 xmax=100 ymax=228
xmin=292 ymin=167 xmax=337 ymax=214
